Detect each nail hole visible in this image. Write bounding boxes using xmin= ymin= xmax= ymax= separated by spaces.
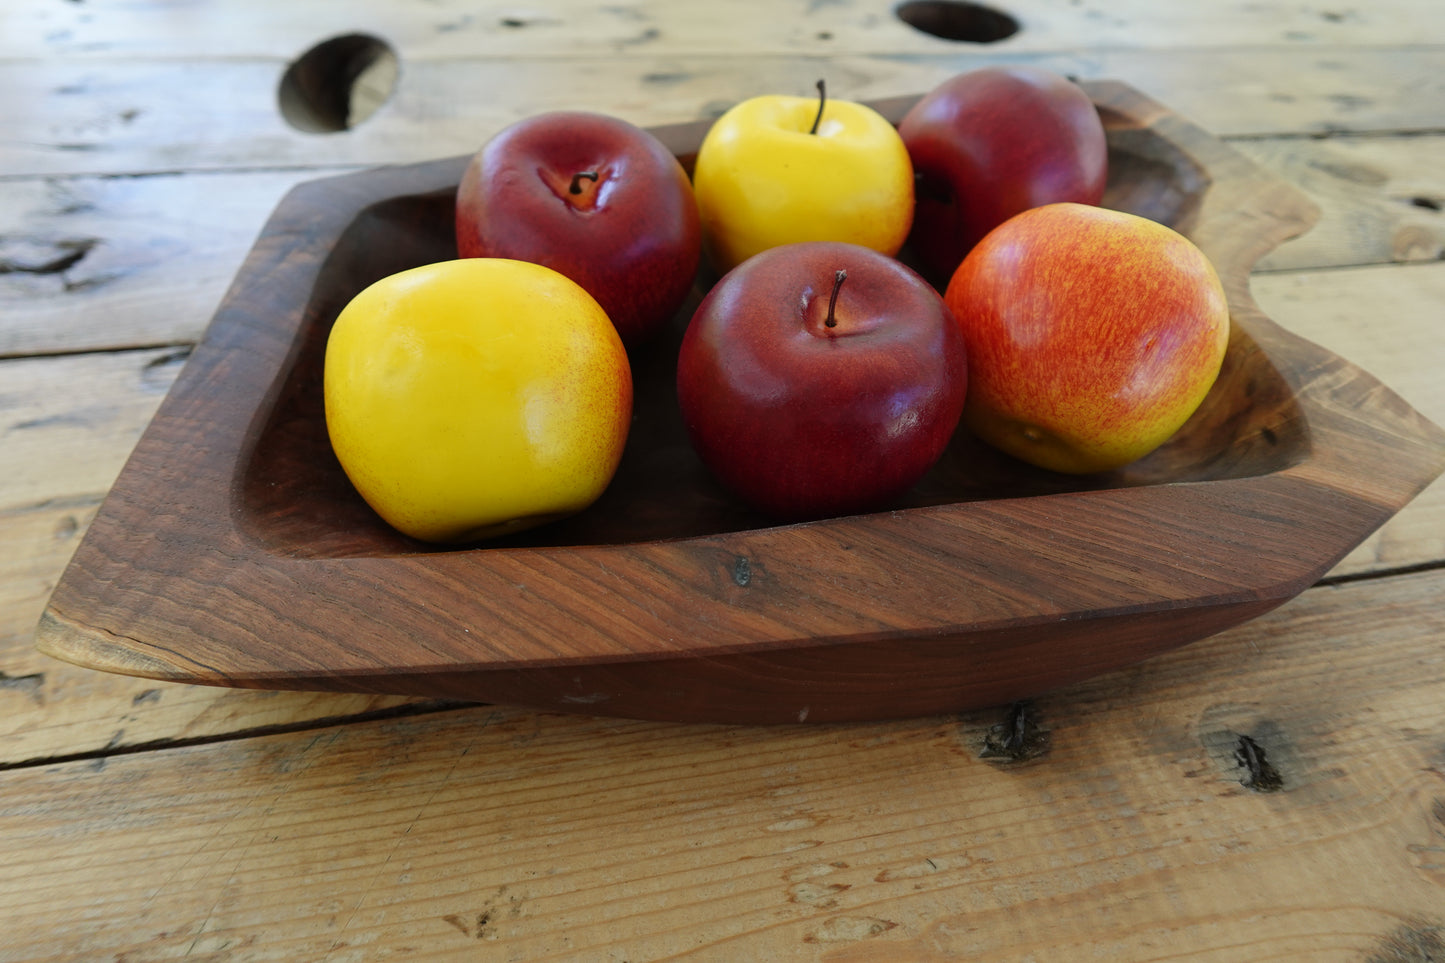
xmin=894 ymin=1 xmax=1021 ymax=43
xmin=278 ymin=33 xmax=398 ymax=133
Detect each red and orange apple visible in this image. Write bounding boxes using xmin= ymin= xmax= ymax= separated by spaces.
xmin=944 ymin=202 xmax=1229 ymax=474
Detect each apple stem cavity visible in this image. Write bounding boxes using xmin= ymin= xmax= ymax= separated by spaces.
xmin=810 ymin=79 xmax=827 ymax=135
xmin=569 ymin=171 xmax=600 ymax=195
xmin=825 ymin=269 xmax=846 ymax=328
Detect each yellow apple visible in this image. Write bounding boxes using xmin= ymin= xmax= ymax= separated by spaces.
xmin=323 ymin=258 xmax=632 ymax=543
xmin=691 ymin=82 xmax=914 ymax=274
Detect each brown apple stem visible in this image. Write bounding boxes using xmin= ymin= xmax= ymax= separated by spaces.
xmin=569 ymin=171 xmax=599 ymax=194
xmin=809 ymin=79 xmax=827 ymax=135
xmin=825 ymin=269 xmax=846 ymax=328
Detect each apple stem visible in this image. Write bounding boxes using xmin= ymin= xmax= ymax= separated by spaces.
xmin=810 ymin=79 xmax=827 ymax=135
xmin=569 ymin=171 xmax=599 ymax=194
xmin=825 ymin=269 xmax=846 ymax=328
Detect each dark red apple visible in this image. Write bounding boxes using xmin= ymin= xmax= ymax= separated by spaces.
xmin=676 ymin=241 xmax=968 ymax=522
xmin=898 ymin=66 xmax=1108 ymax=285
xmin=456 ymin=110 xmax=702 ymax=344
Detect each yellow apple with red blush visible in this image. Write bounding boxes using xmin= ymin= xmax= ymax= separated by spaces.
xmin=944 ymin=203 xmax=1230 ymax=474
xmin=324 ymin=258 xmax=632 ymax=543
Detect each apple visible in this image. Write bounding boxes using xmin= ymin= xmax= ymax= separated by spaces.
xmin=324 ymin=258 xmax=633 ymax=543
xmin=899 ymin=66 xmax=1108 ymax=284
xmin=944 ymin=202 xmax=1229 ymax=474
xmin=691 ymin=81 xmax=915 ymax=275
xmin=676 ymin=241 xmax=967 ymax=521
xmin=455 ymin=110 xmax=701 ymax=345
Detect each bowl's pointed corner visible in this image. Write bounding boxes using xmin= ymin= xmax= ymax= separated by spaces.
xmin=34 ymin=608 xmax=189 ymax=683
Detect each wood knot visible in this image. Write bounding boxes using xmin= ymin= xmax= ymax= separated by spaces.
xmin=1235 ymin=734 xmax=1284 ymax=792
xmin=980 ymin=701 xmax=1050 ymax=763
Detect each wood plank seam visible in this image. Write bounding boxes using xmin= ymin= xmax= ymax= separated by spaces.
xmin=0 ymin=698 xmax=473 ymax=773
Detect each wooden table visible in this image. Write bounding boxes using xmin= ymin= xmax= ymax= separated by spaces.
xmin=4 ymin=2 xmax=1443 ymax=959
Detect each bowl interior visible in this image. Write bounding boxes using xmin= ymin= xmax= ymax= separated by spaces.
xmin=237 ymin=117 xmax=1309 ymax=559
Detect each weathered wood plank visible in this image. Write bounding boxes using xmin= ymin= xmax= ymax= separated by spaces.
xmin=0 ymin=170 xmax=325 ymax=358
xmin=3 ymin=567 xmax=1443 ymax=960
xmin=2 ymin=128 xmax=1440 ymax=360
xmin=1245 ymin=134 xmax=1445 ymax=271
xmin=0 ymin=347 xmax=187 ymax=513
xmin=4 ymin=48 xmax=1444 ymax=178
xmin=2 ymin=498 xmax=101 ymax=674
xmin=0 ymin=348 xmax=434 ymax=766
xmin=1252 ymin=261 xmax=1445 ymax=577
xmin=5 ymin=0 xmax=1443 ymax=61
xmin=1252 ymin=263 xmax=1445 ymax=448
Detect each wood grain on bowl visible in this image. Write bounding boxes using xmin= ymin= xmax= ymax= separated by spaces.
xmin=34 ymin=82 xmax=1445 ymax=724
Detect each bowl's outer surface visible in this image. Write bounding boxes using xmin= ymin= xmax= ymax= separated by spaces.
xmin=35 ymin=81 xmax=1445 ymax=724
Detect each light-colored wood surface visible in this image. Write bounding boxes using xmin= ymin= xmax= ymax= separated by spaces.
xmin=3 ymin=0 xmax=1443 ymax=958
xmin=9 ymin=49 xmax=1445 ymax=177
xmin=6 ymin=568 xmax=1445 ymax=961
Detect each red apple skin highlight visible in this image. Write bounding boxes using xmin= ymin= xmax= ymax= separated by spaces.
xmin=456 ymin=110 xmax=702 ymax=345
xmin=899 ymin=66 xmax=1108 ymax=285
xmin=944 ymin=203 xmax=1230 ymax=475
xmin=677 ymin=241 xmax=968 ymax=522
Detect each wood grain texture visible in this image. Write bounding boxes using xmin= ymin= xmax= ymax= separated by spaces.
xmin=7 ymin=568 xmax=1445 ymax=961
xmin=1244 ymin=136 xmax=1445 ymax=271
xmin=1253 ymin=261 xmax=1445 ymax=577
xmin=5 ymin=48 xmax=1445 ymax=177
xmin=5 ymin=0 xmax=1445 ymax=957
xmin=0 ymin=348 xmax=186 ymax=510
xmin=0 ymin=348 xmax=441 ymax=766
xmin=6 ymin=0 xmax=1442 ymax=60
xmin=32 ymin=82 xmax=1445 ymax=724
xmin=4 ymin=137 xmax=1439 ymax=359
xmin=1 ymin=348 xmax=184 ymax=687
xmin=2 ymin=263 xmax=1439 ymax=761
xmin=0 ymin=171 xmax=315 ymax=358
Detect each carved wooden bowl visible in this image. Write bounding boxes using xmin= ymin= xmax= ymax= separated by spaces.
xmin=37 ymin=81 xmax=1445 ymax=724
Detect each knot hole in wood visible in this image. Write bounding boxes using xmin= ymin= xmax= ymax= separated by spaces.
xmin=894 ymin=1 xmax=1021 ymax=43
xmin=278 ymin=33 xmax=399 ymax=133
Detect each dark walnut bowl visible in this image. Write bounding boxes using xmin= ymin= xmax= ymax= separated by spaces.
xmin=37 ymin=81 xmax=1445 ymax=724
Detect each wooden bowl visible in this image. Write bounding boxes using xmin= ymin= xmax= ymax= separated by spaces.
xmin=36 ymin=81 xmax=1445 ymax=724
